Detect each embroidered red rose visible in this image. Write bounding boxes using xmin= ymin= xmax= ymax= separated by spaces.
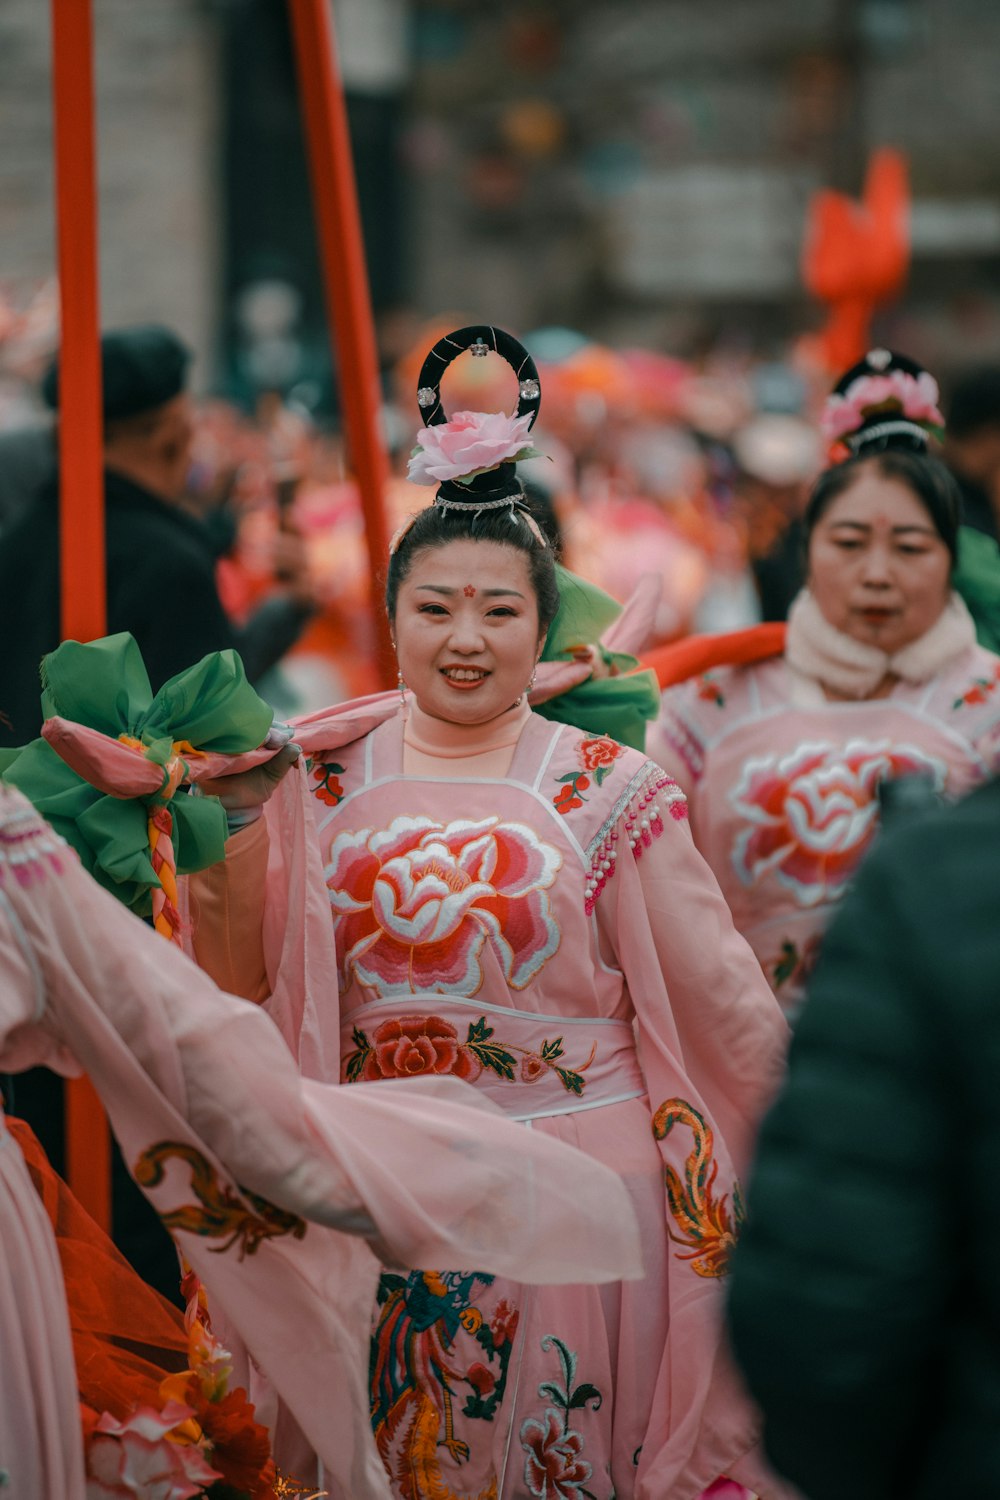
xmin=521 ymin=1408 xmax=593 ymax=1499
xmin=732 ymin=739 xmax=946 ymax=905
xmin=520 ymin=1053 xmax=546 ymax=1082
xmin=578 ymin=736 xmax=623 ymax=773
xmin=466 ymin=1362 xmax=496 ymax=1398
xmin=953 ymin=663 xmax=1000 ymax=710
xmin=362 ymin=1014 xmax=482 ymax=1082
xmin=490 ymin=1300 xmax=520 ymax=1347
xmin=326 ymin=815 xmax=562 ymax=996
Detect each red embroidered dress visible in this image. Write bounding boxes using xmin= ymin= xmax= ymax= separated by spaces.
xmin=266 ymin=702 xmax=788 ymax=1500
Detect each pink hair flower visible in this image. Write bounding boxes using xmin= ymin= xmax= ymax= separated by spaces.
xmin=821 ymin=369 xmax=944 ymax=444
xmin=407 ymin=409 xmax=541 ymax=485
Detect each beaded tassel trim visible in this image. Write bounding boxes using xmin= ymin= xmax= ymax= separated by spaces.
xmin=0 ymin=802 xmax=66 ymax=886
xmin=659 ymin=714 xmax=704 ymax=780
xmin=583 ymin=762 xmax=687 ymax=914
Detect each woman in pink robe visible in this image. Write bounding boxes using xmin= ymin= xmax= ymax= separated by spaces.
xmin=191 ymin=410 xmax=791 ymax=1494
xmin=652 ymin=352 xmax=1000 ymax=1015
xmin=0 ymin=783 xmax=642 ymax=1500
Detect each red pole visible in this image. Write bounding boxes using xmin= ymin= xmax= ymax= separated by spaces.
xmin=288 ymin=0 xmax=395 ymax=686
xmin=51 ymin=0 xmax=111 ymax=1231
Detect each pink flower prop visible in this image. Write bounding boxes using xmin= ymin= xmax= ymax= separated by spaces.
xmin=407 ymin=409 xmax=540 ymax=485
xmin=731 ymin=739 xmax=945 ymax=905
xmin=86 ymin=1402 xmax=222 ymax=1500
xmin=821 ymin=369 xmax=944 ymax=444
xmin=326 ymin=814 xmax=561 ymax=996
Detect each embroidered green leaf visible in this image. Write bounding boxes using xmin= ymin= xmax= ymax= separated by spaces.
xmin=469 ymin=1040 xmax=518 ymax=1081
xmin=540 ymin=1037 xmax=564 ymax=1061
xmin=568 ymin=1382 xmax=603 ymax=1412
xmin=772 ymin=941 xmax=799 ymax=989
xmin=594 ymin=764 xmax=610 ymax=786
xmin=538 ymin=1381 xmax=569 ymax=1408
xmin=465 ymin=1017 xmax=517 ymax=1078
xmin=554 ymin=1066 xmax=585 ymax=1096
xmin=344 ymin=1025 xmax=371 ymax=1083
xmin=555 ymin=771 xmax=583 ymax=784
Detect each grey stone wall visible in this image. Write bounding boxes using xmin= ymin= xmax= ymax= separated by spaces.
xmin=0 ymin=0 xmax=220 ymax=383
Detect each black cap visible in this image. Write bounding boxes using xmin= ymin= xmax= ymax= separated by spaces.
xmin=42 ymin=324 xmax=192 ymax=422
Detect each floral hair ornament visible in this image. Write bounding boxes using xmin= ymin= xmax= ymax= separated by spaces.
xmin=821 ymin=348 xmax=945 ymax=457
xmin=405 ymin=324 xmax=547 ymax=544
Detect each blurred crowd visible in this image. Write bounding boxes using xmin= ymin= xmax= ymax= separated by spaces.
xmin=0 ymin=277 xmax=835 ymax=712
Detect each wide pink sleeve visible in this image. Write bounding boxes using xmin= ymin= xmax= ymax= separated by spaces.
xmin=0 ymin=810 xmax=78 ymax=1078
xmin=647 ymin=680 xmax=707 ymax=798
xmin=3 ymin=788 xmax=643 ymax=1496
xmin=613 ymin=806 xmax=788 ymax=1153
xmin=187 ymin=818 xmax=271 ymax=1003
xmin=183 ymin=760 xmax=342 ymax=1081
xmin=595 ymin=780 xmax=791 ymax=1499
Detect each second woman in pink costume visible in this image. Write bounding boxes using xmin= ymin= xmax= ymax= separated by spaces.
xmin=652 ymin=351 xmax=1000 ymax=1016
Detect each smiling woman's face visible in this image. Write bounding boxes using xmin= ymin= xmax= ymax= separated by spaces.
xmin=393 ymin=539 xmax=543 ymax=724
xmin=807 ymin=465 xmax=952 ymax=655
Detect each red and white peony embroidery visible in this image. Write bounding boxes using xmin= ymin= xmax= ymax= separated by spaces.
xmin=326 ymin=815 xmax=562 ymax=995
xmin=730 ymin=739 xmax=946 ymax=905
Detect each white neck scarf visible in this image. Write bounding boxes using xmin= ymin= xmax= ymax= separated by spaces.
xmin=785 ymin=588 xmax=976 ymax=701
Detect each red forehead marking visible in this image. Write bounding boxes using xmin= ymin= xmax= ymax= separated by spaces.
xmin=463 ymin=584 xmax=477 ymax=597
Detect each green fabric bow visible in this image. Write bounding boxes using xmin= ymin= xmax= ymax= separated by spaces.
xmin=536 ymin=565 xmax=661 ymax=751
xmin=955 ymin=526 xmax=1000 ymax=655
xmin=0 ymin=633 xmax=273 ymax=916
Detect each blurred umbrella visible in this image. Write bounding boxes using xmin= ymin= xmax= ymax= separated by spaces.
xmin=620 ymin=348 xmax=689 ymax=420
xmin=522 ymin=326 xmax=591 ymax=363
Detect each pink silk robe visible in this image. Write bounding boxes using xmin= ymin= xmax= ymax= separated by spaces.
xmin=243 ymin=701 xmax=791 ymax=1500
xmin=651 ymin=645 xmax=1000 ymax=1013
xmin=0 ymin=784 xmax=641 ymax=1500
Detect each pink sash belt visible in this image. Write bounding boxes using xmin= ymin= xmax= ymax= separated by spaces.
xmin=340 ymin=995 xmax=645 ymax=1121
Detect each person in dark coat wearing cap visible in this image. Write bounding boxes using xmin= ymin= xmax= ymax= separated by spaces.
xmin=0 ymin=324 xmax=316 ymax=751
xmin=0 ymin=326 xmax=316 ymax=1302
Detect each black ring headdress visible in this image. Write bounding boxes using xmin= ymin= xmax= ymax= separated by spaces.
xmin=415 ymin=325 xmax=541 ymax=511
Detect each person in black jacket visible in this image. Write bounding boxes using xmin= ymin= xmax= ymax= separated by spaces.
xmin=0 ymin=325 xmax=318 ymax=1300
xmin=727 ymin=776 xmax=1000 ymax=1500
xmin=0 ymin=324 xmax=316 ymax=751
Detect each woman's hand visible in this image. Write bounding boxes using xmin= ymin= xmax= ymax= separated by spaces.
xmin=195 ymin=725 xmax=302 ymax=827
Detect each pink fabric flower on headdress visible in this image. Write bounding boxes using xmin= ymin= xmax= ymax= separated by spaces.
xmin=821 ymin=368 xmax=944 ymax=444
xmin=408 ymin=410 xmax=540 ymax=485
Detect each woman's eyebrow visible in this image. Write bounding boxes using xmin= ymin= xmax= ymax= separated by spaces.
xmin=413 ymin=584 xmax=525 ymax=598
xmin=827 ymin=520 xmax=936 ymax=536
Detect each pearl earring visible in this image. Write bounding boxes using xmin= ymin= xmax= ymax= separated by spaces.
xmin=397 ymin=671 xmax=407 ymax=706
